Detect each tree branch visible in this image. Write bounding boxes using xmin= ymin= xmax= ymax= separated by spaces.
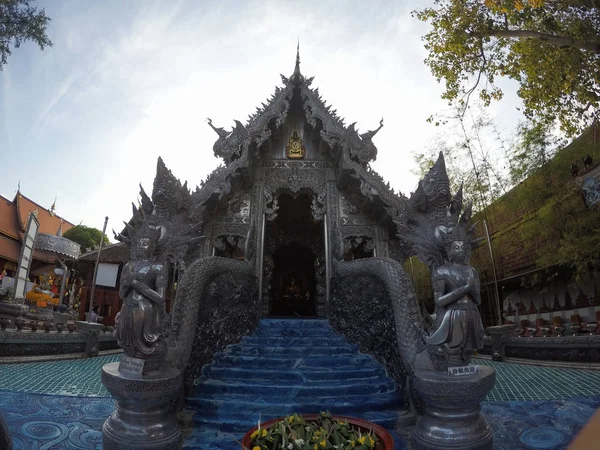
xmin=472 ymin=29 xmax=600 ymax=54
xmin=459 ymin=39 xmax=488 ymax=118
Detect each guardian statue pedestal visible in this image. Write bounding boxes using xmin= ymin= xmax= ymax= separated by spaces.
xmin=411 ymin=366 xmax=494 ymax=450
xmin=102 ymin=363 xmax=182 ymax=450
xmin=102 ymin=214 xmax=183 ymax=449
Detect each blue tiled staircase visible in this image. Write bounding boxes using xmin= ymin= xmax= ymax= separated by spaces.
xmin=183 ymin=318 xmax=403 ymax=449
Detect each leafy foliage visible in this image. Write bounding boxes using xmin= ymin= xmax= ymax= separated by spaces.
xmin=63 ymin=225 xmax=110 ymax=254
xmin=412 ymin=106 xmax=509 ymax=212
xmin=414 ymin=0 xmax=600 ymax=136
xmin=508 ymin=121 xmax=567 ymax=184
xmin=247 ymin=412 xmax=380 ymax=450
xmin=0 ymin=0 xmax=52 ymax=70
xmin=471 ymin=123 xmax=600 ymax=284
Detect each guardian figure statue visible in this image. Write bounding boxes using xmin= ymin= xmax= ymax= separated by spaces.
xmin=428 ymin=217 xmax=485 ymax=367
xmin=116 ymin=222 xmax=167 ymax=373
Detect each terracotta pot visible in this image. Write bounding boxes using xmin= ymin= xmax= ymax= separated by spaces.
xmin=43 ymin=321 xmax=54 ymax=333
xmin=240 ymin=415 xmax=394 ymax=450
xmin=29 ymin=321 xmax=41 ymax=332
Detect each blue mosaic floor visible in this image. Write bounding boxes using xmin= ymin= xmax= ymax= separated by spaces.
xmin=0 ymin=354 xmax=120 ymax=397
xmin=0 ymin=355 xmax=599 ymax=449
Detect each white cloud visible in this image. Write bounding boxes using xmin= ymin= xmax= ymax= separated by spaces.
xmin=1 ymin=0 xmax=525 ymax=236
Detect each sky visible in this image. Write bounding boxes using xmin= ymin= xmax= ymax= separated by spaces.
xmin=0 ymin=0 xmax=525 ymax=239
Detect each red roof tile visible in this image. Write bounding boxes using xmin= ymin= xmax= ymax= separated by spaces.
xmin=0 ymin=192 xmax=77 ymax=265
xmin=15 ymin=193 xmax=75 ymax=236
xmin=0 ymin=196 xmax=19 ymax=240
xmin=0 ymin=234 xmax=21 ymax=263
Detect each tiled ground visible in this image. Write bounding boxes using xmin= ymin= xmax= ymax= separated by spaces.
xmin=1 ymin=355 xmax=600 ymax=449
xmin=475 ymin=358 xmax=600 ymax=401
xmin=2 ymin=355 xmax=600 ymax=401
xmin=0 ymin=354 xmax=120 ymax=397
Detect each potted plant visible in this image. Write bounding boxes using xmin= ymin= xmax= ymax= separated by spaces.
xmin=240 ymin=411 xmax=394 ymax=450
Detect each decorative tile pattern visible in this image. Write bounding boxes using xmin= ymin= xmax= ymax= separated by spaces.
xmin=0 ymin=391 xmax=598 ymax=450
xmin=482 ymin=395 xmax=600 ymax=450
xmin=0 ymin=339 xmax=599 ymax=448
xmin=0 ymin=390 xmax=113 ymax=449
xmin=0 ymin=354 xmax=120 ymax=397
xmin=474 ymin=358 xmax=600 ymax=401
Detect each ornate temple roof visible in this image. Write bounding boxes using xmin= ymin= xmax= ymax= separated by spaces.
xmin=207 ymin=45 xmax=383 ymax=166
xmin=0 ymin=192 xmax=76 ymax=265
xmin=199 ymin=46 xmax=409 ymax=228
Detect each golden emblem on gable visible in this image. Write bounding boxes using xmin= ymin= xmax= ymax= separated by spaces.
xmin=286 ymin=129 xmax=306 ymax=159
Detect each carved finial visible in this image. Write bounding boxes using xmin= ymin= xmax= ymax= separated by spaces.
xmin=291 ymin=40 xmax=304 ymax=85
xmin=361 ymin=118 xmax=384 ymax=141
xmin=56 ymin=219 xmax=63 ymax=237
xmin=49 ymin=196 xmax=56 ymax=216
xmin=206 ymin=117 xmax=228 ymax=138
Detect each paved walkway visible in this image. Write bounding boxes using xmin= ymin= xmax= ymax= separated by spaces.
xmin=0 ymin=355 xmax=599 ymax=449
xmin=2 ymin=355 xmax=600 ymax=401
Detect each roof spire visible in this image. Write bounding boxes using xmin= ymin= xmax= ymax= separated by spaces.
xmin=291 ymin=39 xmax=304 ymax=85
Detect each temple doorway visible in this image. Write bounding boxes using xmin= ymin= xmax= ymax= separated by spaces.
xmin=263 ymin=192 xmax=324 ymax=317
xmin=271 ymin=243 xmax=316 ymax=317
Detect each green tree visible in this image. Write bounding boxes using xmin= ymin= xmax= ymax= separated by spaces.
xmin=508 ymin=121 xmax=566 ymax=184
xmin=413 ymin=106 xmax=509 ymax=211
xmin=0 ymin=0 xmax=52 ymax=69
xmin=63 ymin=225 xmax=110 ymax=254
xmin=414 ymin=0 xmax=600 ymax=136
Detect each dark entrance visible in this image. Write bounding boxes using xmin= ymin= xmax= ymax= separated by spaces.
xmin=271 ymin=243 xmax=316 ymax=316
xmin=264 ymin=193 xmax=322 ymax=317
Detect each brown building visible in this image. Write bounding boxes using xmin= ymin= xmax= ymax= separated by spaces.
xmin=0 ymin=191 xmax=75 ymax=279
xmin=77 ymin=243 xmax=177 ymax=325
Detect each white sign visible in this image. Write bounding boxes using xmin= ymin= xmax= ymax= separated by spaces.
xmin=448 ymin=365 xmax=480 ymax=377
xmin=119 ymin=355 xmax=145 ymax=377
xmin=96 ymin=263 xmax=119 ymax=288
xmin=15 ymin=213 xmax=39 ymax=301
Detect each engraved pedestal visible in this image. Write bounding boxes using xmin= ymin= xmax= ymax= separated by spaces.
xmin=101 ymin=361 xmax=182 ymax=450
xmin=411 ymin=366 xmax=495 ymax=450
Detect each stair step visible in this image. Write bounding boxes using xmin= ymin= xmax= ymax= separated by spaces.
xmin=224 ymin=343 xmax=358 ymax=356
xmin=213 ymin=353 xmax=378 ymax=369
xmin=259 ymin=318 xmax=331 ymax=328
xmin=192 ymin=377 xmax=396 ymax=397
xmin=252 ymin=327 xmax=335 ymax=337
xmin=203 ymin=366 xmax=386 ymax=383
xmin=240 ymin=335 xmax=348 ymax=346
xmin=184 ymin=318 xmax=405 ymax=448
xmin=183 ymin=427 xmax=241 ymax=450
xmin=188 ymin=391 xmax=401 ymax=416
